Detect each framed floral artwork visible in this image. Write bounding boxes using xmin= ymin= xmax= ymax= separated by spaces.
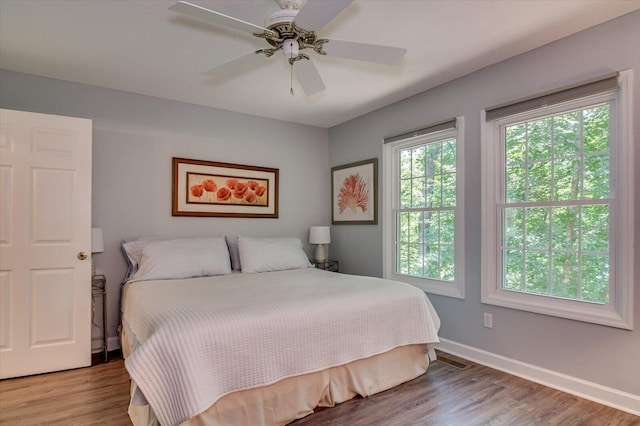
xmin=331 ymin=158 xmax=377 ymax=225
xmin=172 ymin=157 xmax=278 ymax=218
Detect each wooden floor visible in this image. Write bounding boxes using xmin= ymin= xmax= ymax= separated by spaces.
xmin=1 ymin=352 xmax=637 ymax=426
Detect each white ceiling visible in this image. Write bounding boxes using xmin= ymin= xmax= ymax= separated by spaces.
xmin=1 ymin=0 xmax=639 ymax=128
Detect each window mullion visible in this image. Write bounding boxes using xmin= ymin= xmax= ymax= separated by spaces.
xmin=579 ymin=110 xmax=585 ymax=199
xmin=577 ymin=206 xmax=583 ymax=300
xmin=521 ymin=207 xmax=527 ymax=292
xmin=577 ymin=111 xmax=585 ymax=300
xmin=548 ymin=117 xmax=556 ymax=297
xmin=551 ymin=116 xmax=556 ymax=202
xmin=523 ymin=122 xmax=528 ymax=293
xmin=524 ymin=122 xmax=530 ymax=202
xmin=548 ymin=206 xmax=553 ymax=299
xmin=499 ymin=198 xmax=611 ymax=209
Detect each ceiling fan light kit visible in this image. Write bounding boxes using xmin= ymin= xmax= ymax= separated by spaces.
xmin=282 ymin=39 xmax=299 ymax=59
xmin=169 ymin=0 xmax=406 ymax=96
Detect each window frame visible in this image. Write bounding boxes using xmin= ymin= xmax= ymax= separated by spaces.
xmin=383 ymin=117 xmax=465 ymax=299
xmin=481 ymin=71 xmax=634 ymax=329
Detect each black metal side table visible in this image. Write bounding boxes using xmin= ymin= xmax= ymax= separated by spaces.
xmin=313 ymin=260 xmax=339 ymax=272
xmin=91 ymin=274 xmax=108 ymax=362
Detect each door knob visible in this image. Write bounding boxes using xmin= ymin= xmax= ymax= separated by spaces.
xmin=77 ymin=252 xmax=88 ymax=260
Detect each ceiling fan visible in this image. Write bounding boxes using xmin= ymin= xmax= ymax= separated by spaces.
xmin=169 ymin=0 xmax=407 ymax=96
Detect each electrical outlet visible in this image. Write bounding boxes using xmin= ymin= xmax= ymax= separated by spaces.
xmin=483 ymin=313 xmax=493 ymax=328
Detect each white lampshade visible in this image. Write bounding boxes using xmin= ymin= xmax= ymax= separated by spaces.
xmin=91 ymin=228 xmax=104 ymax=254
xmin=309 ymin=226 xmax=330 ymax=244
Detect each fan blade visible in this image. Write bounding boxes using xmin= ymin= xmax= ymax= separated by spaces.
xmin=169 ymin=1 xmax=271 ymax=35
xmin=293 ymin=0 xmax=353 ymax=32
xmin=201 ymin=51 xmax=265 ymax=80
xmin=321 ymin=39 xmax=406 ymax=65
xmin=294 ymin=59 xmax=326 ymax=96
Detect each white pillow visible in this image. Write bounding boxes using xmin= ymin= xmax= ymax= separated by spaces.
xmin=238 ymin=236 xmax=311 ymax=274
xmin=225 ymin=235 xmax=241 ymax=271
xmin=130 ymin=237 xmax=231 ymax=281
xmin=122 ymin=238 xmax=158 ymax=271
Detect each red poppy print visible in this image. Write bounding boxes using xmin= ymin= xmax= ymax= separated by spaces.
xmin=190 ymin=184 xmax=204 ymax=198
xmin=203 ymin=179 xmax=217 ymax=192
xmin=186 ymin=172 xmax=269 ymax=207
xmin=245 ymin=192 xmax=256 ymax=203
xmin=233 ymin=182 xmax=248 ymax=199
xmin=225 ymin=179 xmax=238 ymax=190
xmin=216 ymin=187 xmax=232 ymax=201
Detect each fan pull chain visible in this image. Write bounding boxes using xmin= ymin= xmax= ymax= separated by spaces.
xmin=290 ymin=50 xmax=294 ymax=96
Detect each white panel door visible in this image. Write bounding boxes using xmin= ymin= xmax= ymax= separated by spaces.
xmin=0 ymin=108 xmax=92 ymax=378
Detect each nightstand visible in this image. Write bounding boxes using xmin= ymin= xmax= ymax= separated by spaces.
xmin=91 ymin=274 xmax=108 ymax=362
xmin=313 ymin=260 xmax=339 ymax=272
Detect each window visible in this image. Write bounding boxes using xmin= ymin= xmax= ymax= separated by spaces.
xmin=481 ymin=72 xmax=634 ymax=329
xmin=383 ymin=118 xmax=465 ymax=298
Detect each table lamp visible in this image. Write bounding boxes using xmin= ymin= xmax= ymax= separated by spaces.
xmin=309 ymin=226 xmax=330 ymax=262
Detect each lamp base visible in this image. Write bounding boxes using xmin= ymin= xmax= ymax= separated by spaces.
xmin=314 ymin=244 xmax=327 ymax=262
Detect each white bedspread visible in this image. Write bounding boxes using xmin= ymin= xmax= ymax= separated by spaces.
xmin=122 ymin=268 xmax=440 ymax=426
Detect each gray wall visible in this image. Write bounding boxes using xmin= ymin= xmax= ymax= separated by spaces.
xmin=328 ymin=11 xmax=640 ymax=395
xmin=0 ymin=70 xmax=330 ymax=343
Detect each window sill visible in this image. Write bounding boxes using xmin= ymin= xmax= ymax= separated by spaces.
xmin=388 ymin=272 xmax=465 ymax=299
xmin=482 ymin=286 xmax=633 ymax=330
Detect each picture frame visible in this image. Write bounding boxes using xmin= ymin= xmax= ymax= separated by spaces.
xmin=331 ymin=158 xmax=377 ymax=225
xmin=172 ymin=157 xmax=279 ymax=218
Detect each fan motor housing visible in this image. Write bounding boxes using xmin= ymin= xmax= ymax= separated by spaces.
xmin=264 ymin=8 xmax=298 ymax=29
xmin=262 ymin=8 xmax=319 ymax=52
xmin=253 ymin=1 xmax=328 ymax=60
xmin=264 ymin=9 xmax=302 ymax=49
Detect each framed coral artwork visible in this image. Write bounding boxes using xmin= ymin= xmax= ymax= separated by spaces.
xmin=331 ymin=158 xmax=377 ymax=225
xmin=172 ymin=157 xmax=278 ymax=217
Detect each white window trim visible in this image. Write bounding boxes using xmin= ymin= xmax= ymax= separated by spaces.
xmin=383 ymin=117 xmax=465 ymax=299
xmin=481 ymin=71 xmax=634 ymax=330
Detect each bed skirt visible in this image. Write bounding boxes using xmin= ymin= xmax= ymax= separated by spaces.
xmin=122 ymin=329 xmax=430 ymax=426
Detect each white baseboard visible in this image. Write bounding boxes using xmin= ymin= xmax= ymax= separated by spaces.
xmin=107 ymin=336 xmax=121 ymax=352
xmin=437 ymin=338 xmax=640 ymax=416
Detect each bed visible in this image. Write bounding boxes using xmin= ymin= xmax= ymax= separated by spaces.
xmin=120 ymin=235 xmax=440 ymax=426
